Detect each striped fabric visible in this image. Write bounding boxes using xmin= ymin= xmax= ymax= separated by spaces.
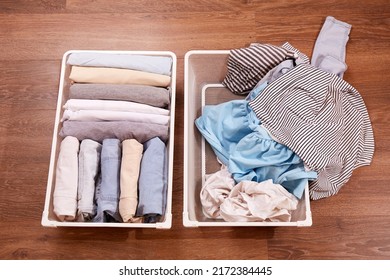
xmin=248 ymin=63 xmax=374 ymax=200
xmin=222 ymin=43 xmax=297 ymax=95
xmin=280 ymin=42 xmax=310 ymax=64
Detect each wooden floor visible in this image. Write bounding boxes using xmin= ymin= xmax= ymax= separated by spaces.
xmin=0 ymin=0 xmax=389 ymax=260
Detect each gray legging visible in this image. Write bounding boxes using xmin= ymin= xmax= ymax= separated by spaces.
xmin=311 ymin=16 xmax=352 ymax=78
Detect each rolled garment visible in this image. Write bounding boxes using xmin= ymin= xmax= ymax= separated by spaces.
xmin=69 ymin=84 xmax=170 ymax=109
xmin=61 ymin=109 xmax=170 ymax=125
xmin=93 ymin=139 xmax=122 ymax=223
xmin=219 ymin=179 xmax=299 ymax=222
xmin=311 ymin=16 xmax=351 ymax=78
xmin=200 ymin=164 xmax=235 ymax=219
xmin=161 ymin=143 xmax=169 ymax=217
xmin=67 ymin=53 xmax=172 ymax=75
xmin=119 ymin=139 xmax=143 ymax=222
xmin=77 ymin=139 xmax=101 ymax=222
xmin=64 ymin=99 xmax=169 ymax=116
xmin=69 ymin=66 xmax=171 ymax=87
xmin=53 ymin=136 xmax=79 ymax=221
xmin=136 ymin=137 xmax=167 ymax=222
xmin=59 ymin=120 xmax=169 ymax=143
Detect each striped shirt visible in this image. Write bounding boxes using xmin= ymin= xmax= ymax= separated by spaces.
xmin=248 ymin=63 xmax=375 ymax=200
xmin=222 ymin=43 xmax=297 ymax=95
xmin=280 ymin=42 xmax=310 ymax=64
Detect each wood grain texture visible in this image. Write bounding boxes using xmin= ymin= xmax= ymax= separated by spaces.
xmin=0 ymin=0 xmax=389 ymax=260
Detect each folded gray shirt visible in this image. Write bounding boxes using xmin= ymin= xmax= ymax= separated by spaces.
xmin=69 ymin=83 xmax=170 ymax=109
xmin=77 ymin=139 xmax=101 ymax=222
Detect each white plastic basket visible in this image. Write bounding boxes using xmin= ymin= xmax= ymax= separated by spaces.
xmin=183 ymin=50 xmax=312 ymax=227
xmin=42 ymin=50 xmax=176 ymax=229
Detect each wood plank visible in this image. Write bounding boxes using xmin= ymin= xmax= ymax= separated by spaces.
xmin=0 ymin=222 xmax=269 ymax=259
xmin=0 ymin=12 xmax=256 ymax=61
xmin=0 ymin=0 xmax=65 ymax=13
xmin=268 ymin=216 xmax=390 ymax=259
xmin=65 ymin=0 xmax=251 ymax=13
xmin=0 ymin=60 xmax=60 ymax=109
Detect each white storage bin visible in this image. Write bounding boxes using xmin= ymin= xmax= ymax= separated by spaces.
xmin=42 ymin=50 xmax=176 ymax=229
xmin=183 ymin=50 xmax=312 ymax=227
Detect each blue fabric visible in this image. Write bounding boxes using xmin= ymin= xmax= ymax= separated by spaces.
xmin=136 ymin=137 xmax=167 ymax=222
xmin=196 ymin=100 xmax=255 ymax=166
xmin=195 ymin=83 xmax=317 ymax=199
xmin=229 ymin=126 xmax=317 ymax=199
xmin=93 ymin=138 xmax=122 ymax=222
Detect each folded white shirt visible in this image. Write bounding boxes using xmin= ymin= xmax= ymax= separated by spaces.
xmin=53 ymin=136 xmax=80 ymax=222
xmin=63 ymin=99 xmax=169 ymax=116
xmin=61 ymin=109 xmax=170 ymax=125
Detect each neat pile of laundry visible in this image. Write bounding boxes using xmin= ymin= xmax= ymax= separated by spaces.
xmin=53 ymin=52 xmax=173 ymax=223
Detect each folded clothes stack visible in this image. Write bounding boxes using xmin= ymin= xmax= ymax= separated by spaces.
xmin=53 ymin=52 xmax=173 ymax=224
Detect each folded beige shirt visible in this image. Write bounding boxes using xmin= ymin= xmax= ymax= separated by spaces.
xmin=119 ymin=139 xmax=144 ymax=222
xmin=69 ymin=66 xmax=171 ymax=87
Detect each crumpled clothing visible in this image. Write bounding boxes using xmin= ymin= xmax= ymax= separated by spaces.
xmin=200 ymin=164 xmax=235 ymax=219
xmin=195 ymin=84 xmax=317 ymax=199
xmin=219 ymin=179 xmax=299 ymax=222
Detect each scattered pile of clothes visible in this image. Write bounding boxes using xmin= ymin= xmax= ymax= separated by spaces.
xmin=196 ymin=16 xmax=374 ymax=222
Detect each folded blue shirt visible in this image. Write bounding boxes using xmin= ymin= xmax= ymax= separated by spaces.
xmin=93 ymin=138 xmax=122 ymax=223
xmin=136 ymin=137 xmax=168 ymax=222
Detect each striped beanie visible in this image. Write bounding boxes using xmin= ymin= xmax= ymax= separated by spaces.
xmin=222 ymin=43 xmax=304 ymax=95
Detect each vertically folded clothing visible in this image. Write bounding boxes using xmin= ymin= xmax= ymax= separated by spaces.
xmin=69 ymin=84 xmax=171 ymax=109
xmin=249 ymin=63 xmax=375 ymax=199
xmin=93 ymin=139 xmax=122 ymax=222
xmin=67 ymin=53 xmax=172 ymax=75
xmin=77 ymin=139 xmax=101 ymax=222
xmin=69 ymin=66 xmax=171 ymax=87
xmin=59 ymin=120 xmax=169 ymax=143
xmin=136 ymin=137 xmax=167 ymax=222
xmin=219 ymin=179 xmax=299 ymax=222
xmin=311 ymin=16 xmax=351 ymax=78
xmin=64 ymin=99 xmax=170 ymax=116
xmin=53 ymin=136 xmax=79 ymax=221
xmin=61 ymin=109 xmax=170 ymax=125
xmin=119 ymin=139 xmax=143 ymax=223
